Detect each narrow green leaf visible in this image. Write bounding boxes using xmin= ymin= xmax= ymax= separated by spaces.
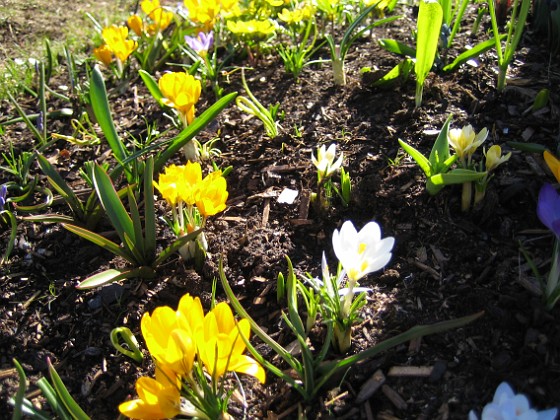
xmin=143 ymin=157 xmax=156 ymax=259
xmin=127 ymin=189 xmax=145 ymax=259
xmin=37 ymin=154 xmax=84 ymax=219
xmin=12 ymin=359 xmax=27 ymax=420
xmin=443 ymin=36 xmax=505 ymax=72
xmin=371 ymin=59 xmax=414 ymax=88
xmin=92 ymin=164 xmax=134 ymax=246
xmin=89 ymin=66 xmax=127 ymax=166
xmin=63 ymin=223 xmax=131 ymax=261
xmin=139 ymin=70 xmax=164 ymax=106
xmin=154 ymin=92 xmax=237 ymax=173
xmin=36 ymin=377 xmax=72 ymax=420
xmin=429 ymin=114 xmax=453 ymax=171
xmin=76 ymin=267 xmax=153 ymax=290
xmin=415 ymin=0 xmax=443 ymax=107
xmin=429 ymin=169 xmax=486 ymax=185
xmin=219 ymin=259 xmax=301 ymax=372
xmin=48 ymin=360 xmax=90 ymax=420
xmin=316 ymin=311 xmax=484 ymax=391
xmin=153 ymin=228 xmax=202 ymax=266
xmin=507 ymin=141 xmax=546 ymax=153
xmin=378 ymin=39 xmax=416 ymax=57
xmin=398 ymin=139 xmax=432 ymax=177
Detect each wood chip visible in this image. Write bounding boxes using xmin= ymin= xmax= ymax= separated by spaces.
xmin=356 ymin=369 xmax=386 ymax=403
xmin=387 ymin=365 xmax=433 ymax=377
xmin=382 ymin=384 xmax=408 ymax=410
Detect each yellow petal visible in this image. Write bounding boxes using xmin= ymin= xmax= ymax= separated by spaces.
xmin=544 ymin=150 xmax=560 ymax=183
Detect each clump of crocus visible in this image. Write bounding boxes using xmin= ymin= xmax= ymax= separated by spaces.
xmin=448 ymin=123 xmax=510 ymax=211
xmin=119 ymin=293 xmax=265 ymax=419
xmin=153 ymin=161 xmax=227 ymax=261
xmin=183 ymin=0 xmax=222 ymax=31
xmin=128 ymin=0 xmax=174 ymax=36
xmin=468 ymin=382 xmax=557 ymax=420
xmin=93 ymin=25 xmax=138 ymax=78
xmin=307 ymin=220 xmax=394 ymax=352
xmin=311 ymin=143 xmax=350 ymax=212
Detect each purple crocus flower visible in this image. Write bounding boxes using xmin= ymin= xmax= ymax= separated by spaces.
xmin=0 ymin=184 xmax=7 ymax=211
xmin=184 ymin=31 xmax=214 ymax=57
xmin=537 ymin=183 xmax=560 ymax=238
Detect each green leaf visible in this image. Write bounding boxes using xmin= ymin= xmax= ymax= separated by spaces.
xmin=12 ymin=359 xmax=27 ymax=420
xmin=153 ymin=228 xmax=202 ymax=266
xmin=507 ymin=141 xmax=546 ymax=153
xmin=443 ymin=36 xmax=504 ymax=72
xmin=378 ymin=39 xmax=416 ymax=57
xmin=371 ymin=58 xmax=414 ymax=88
xmin=429 ymin=168 xmax=486 ymax=185
xmin=415 ymin=0 xmax=443 ymax=107
xmin=398 ymin=138 xmax=432 ymax=177
xmin=316 ymin=311 xmax=484 ymax=390
xmin=429 ymin=114 xmax=453 ymax=172
xmin=92 ymin=164 xmax=135 ymax=247
xmin=62 ymin=223 xmax=132 ymax=261
xmin=48 ymin=360 xmax=90 ymax=420
xmin=37 ymin=154 xmax=84 ymax=219
xmin=143 ymin=157 xmax=156 ymax=259
xmin=152 ymin=92 xmax=237 ymax=173
xmin=76 ymin=267 xmax=155 ymax=290
xmin=36 ymin=377 xmax=72 ymax=420
xmin=139 ymin=70 xmax=165 ymax=106
xmin=89 ymin=66 xmax=127 ymax=168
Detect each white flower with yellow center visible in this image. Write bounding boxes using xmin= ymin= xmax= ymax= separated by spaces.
xmin=448 ymin=125 xmax=488 ymax=162
xmin=312 ymin=144 xmax=344 ymax=181
xmin=332 ymin=220 xmax=394 ymax=282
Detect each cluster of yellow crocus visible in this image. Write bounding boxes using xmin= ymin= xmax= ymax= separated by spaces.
xmin=153 ymin=161 xmax=228 ymax=235
xmin=183 ymin=0 xmax=236 ymax=31
xmin=158 ymin=71 xmax=202 ymax=126
xmin=277 ymin=4 xmax=316 ymax=25
xmin=119 ymin=293 xmax=265 ymax=419
xmin=93 ymin=25 xmax=138 ymax=66
xmin=226 ymin=18 xmax=276 ymax=37
xmin=128 ymin=0 xmax=174 ymax=36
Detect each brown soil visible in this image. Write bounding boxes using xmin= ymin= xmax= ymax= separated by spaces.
xmin=1 ymin=1 xmax=560 ymax=419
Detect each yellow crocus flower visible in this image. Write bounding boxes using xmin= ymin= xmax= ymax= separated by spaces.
xmin=102 ymin=25 xmax=138 ymax=62
xmin=153 ymin=164 xmax=183 ymax=206
xmin=178 ymin=161 xmax=203 ymax=205
xmin=196 ymin=171 xmax=228 ymax=217
xmin=127 ymin=14 xmax=143 ymax=36
xmin=544 ymin=150 xmax=560 ymax=183
xmin=142 ymin=0 xmax=174 ymax=33
xmin=198 ymin=302 xmax=266 ymax=384
xmin=118 ymin=373 xmax=181 ymax=419
xmin=93 ymin=44 xmax=112 ymax=66
xmin=184 ymin=0 xmax=221 ymax=31
xmin=141 ymin=305 xmax=197 ymax=376
xmin=158 ymin=71 xmax=202 ymax=125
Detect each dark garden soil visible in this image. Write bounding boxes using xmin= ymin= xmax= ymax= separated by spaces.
xmin=1 ymin=2 xmax=560 ymax=419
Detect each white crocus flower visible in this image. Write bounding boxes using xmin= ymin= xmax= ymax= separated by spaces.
xmin=448 ymin=125 xmax=488 ymax=163
xmin=332 ymin=221 xmax=394 ymax=283
xmin=468 ymin=382 xmax=557 ymax=420
xmin=332 ymin=220 xmax=394 ymax=316
xmin=312 ymin=144 xmax=343 ymax=181
xmin=484 ymin=145 xmax=511 ymax=172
